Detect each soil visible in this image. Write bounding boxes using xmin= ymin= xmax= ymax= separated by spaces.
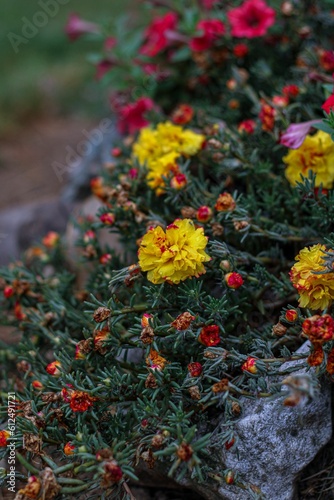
xmin=0 ymin=116 xmax=97 ymax=210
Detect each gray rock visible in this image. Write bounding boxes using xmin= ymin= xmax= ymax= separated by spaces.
xmin=215 ymin=343 xmax=332 ymax=500
xmin=0 ymin=198 xmax=71 ymax=265
xmin=138 ymin=343 xmax=332 ymax=500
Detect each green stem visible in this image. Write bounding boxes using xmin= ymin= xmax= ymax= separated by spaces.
xmin=53 ymin=463 xmax=79 ymax=475
xmin=16 ymin=452 xmax=40 ymax=474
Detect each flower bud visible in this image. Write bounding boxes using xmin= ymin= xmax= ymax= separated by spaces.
xmin=64 ymin=442 xmax=75 ymax=455
xmin=93 ymin=307 xmax=111 ymax=323
xmin=215 ymin=192 xmax=236 ymax=212
xmin=196 ymin=206 xmax=213 ymax=223
xmin=285 ymin=309 xmax=298 ymax=322
xmin=272 ymin=322 xmax=287 ymax=336
xmin=46 ymin=360 xmax=62 ymax=377
xmin=225 ymin=272 xmax=244 ymax=289
xmin=100 ymin=213 xmax=115 ymax=225
xmin=4 ymin=286 xmax=14 ymax=298
xmin=241 ymin=357 xmax=258 ymax=374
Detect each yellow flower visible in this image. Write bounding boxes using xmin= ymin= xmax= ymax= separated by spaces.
xmin=290 ymin=244 xmax=334 ymax=310
xmin=283 ymin=131 xmax=334 ymax=188
xmin=132 ymin=121 xmax=205 ymax=193
xmin=138 ymin=219 xmax=211 ymax=284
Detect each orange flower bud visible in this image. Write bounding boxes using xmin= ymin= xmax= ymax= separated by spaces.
xmin=285 ymin=309 xmax=298 ymax=322
xmin=141 ymin=313 xmax=153 ymax=328
xmin=225 ymin=470 xmax=235 ymax=485
xmin=215 ymin=192 xmax=236 ymax=212
xmin=46 ymin=360 xmax=62 ymax=377
xmin=0 ymin=430 xmax=10 ymax=447
xmin=42 ymin=231 xmax=59 ymax=248
xmin=64 ymin=442 xmax=76 ymax=455
xmin=171 ymin=104 xmax=194 ymax=125
xmin=32 ymin=380 xmax=43 ymax=390
xmin=242 ymin=357 xmax=258 ymax=374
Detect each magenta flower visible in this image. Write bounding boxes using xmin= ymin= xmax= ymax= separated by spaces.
xmin=280 ymin=120 xmax=321 ymax=149
xmin=65 ymin=13 xmax=100 ymax=41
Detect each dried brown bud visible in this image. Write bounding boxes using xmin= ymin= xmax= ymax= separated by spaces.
xmin=212 ymin=378 xmax=229 ymax=393
xmin=231 ymin=401 xmax=241 ymax=415
xmin=40 ymin=468 xmax=61 ymax=499
xmin=171 ymin=312 xmax=195 ymax=331
xmin=181 ymin=206 xmax=197 ymax=219
xmin=211 ymin=222 xmax=224 ymax=236
xmin=233 ymin=220 xmax=249 ymax=231
xmin=93 ymin=307 xmax=111 ymax=323
xmin=212 ymin=152 xmax=225 ymax=162
xmin=16 ymin=361 xmax=31 ymax=373
xmin=151 ymin=433 xmax=165 ymax=448
xmin=272 ymin=322 xmax=287 ymax=337
xmin=141 ymin=448 xmax=156 ymax=469
xmin=23 ymin=433 xmax=42 ymax=454
xmin=189 ymin=386 xmax=201 ymax=400
xmin=283 ymin=393 xmax=302 ymax=407
xmin=145 ymin=373 xmax=158 ymax=389
xmin=41 ymin=392 xmax=62 ymax=403
xmin=96 ymin=448 xmax=113 ymax=461
xmin=140 ymin=326 xmax=155 ymax=344
xmin=203 ymin=350 xmax=219 ymax=359
xmin=83 ymin=244 xmax=97 ymax=259
xmin=207 ymin=138 xmax=222 ymax=149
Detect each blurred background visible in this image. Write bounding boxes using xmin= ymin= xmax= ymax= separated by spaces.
xmin=0 ymin=0 xmax=134 ymax=210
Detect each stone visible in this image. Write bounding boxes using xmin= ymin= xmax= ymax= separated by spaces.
xmin=138 ymin=343 xmax=332 ymax=500
xmin=0 ymin=198 xmax=71 ymax=265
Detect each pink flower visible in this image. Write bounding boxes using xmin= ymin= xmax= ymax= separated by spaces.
xmin=190 ymin=19 xmax=225 ymax=51
xmin=227 ymin=0 xmax=276 ymax=38
xmin=201 ymin=0 xmax=220 ymax=8
xmin=117 ymin=97 xmax=155 ymax=135
xmin=95 ymin=59 xmax=114 ymax=81
xmin=104 ymin=37 xmax=117 ymax=51
xmin=322 ymin=93 xmax=334 ymax=114
xmin=140 ymin=12 xmax=178 ymax=57
xmin=280 ymin=120 xmax=321 ymax=149
xmin=65 ymin=13 xmax=100 ymax=41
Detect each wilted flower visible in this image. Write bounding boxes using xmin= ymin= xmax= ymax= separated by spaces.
xmin=171 ymin=312 xmax=195 ymax=330
xmin=280 ymin=120 xmax=321 ymax=149
xmin=215 ymin=192 xmax=236 ymax=211
xmin=188 ymin=362 xmax=203 ymax=377
xmin=69 ymin=391 xmax=97 ymax=413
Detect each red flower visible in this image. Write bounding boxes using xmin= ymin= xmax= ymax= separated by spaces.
xmin=233 ymin=43 xmax=249 ymax=57
xmin=282 ymin=85 xmax=300 ymax=98
xmin=302 ymin=314 xmax=334 ymax=344
xmin=100 ymin=253 xmax=112 ymax=265
xmin=228 ymin=0 xmax=276 ymax=38
xmin=198 ymin=325 xmax=221 ymax=346
xmin=117 ymin=97 xmax=155 ymax=135
xmin=190 ymin=19 xmax=225 ymax=52
xmin=4 ymin=285 xmax=14 ymax=299
xmin=322 ymin=93 xmax=334 ymax=114
xmin=188 ymin=362 xmax=203 ymax=377
xmin=95 ymin=59 xmax=114 ymax=81
xmin=259 ymin=100 xmax=276 ymax=131
xmin=69 ymin=391 xmax=97 ymax=413
xmin=64 ymin=442 xmax=75 ymax=456
xmin=238 ymin=119 xmax=255 ymax=134
xmin=104 ymin=460 xmax=123 ymax=483
xmin=225 ymin=272 xmax=244 ymax=289
xmin=100 ymin=213 xmax=115 ymax=226
xmin=319 ymin=50 xmax=334 ymax=72
xmin=140 ymin=12 xmax=178 ymax=57
xmin=172 ymin=104 xmax=194 ymax=125
xmin=65 ymin=13 xmax=100 ymax=41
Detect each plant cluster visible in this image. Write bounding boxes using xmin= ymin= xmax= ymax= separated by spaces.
xmin=1 ymin=1 xmax=334 ymax=498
